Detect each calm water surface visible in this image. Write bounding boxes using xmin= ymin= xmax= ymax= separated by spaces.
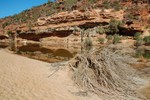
xmin=0 ymin=43 xmax=78 ymax=63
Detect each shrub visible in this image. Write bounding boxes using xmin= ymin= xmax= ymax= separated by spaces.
xmin=134 ymin=32 xmax=141 ymax=40
xmin=98 ymin=38 xmax=105 ymax=44
xmin=27 ymin=22 xmax=33 ymax=30
xmin=2 ymin=22 xmax=10 ymax=29
xmin=102 ymin=0 xmax=121 ymax=11
xmin=85 ymin=37 xmax=92 ymax=46
xmin=144 ymin=25 xmax=150 ymax=29
xmin=89 ymin=0 xmax=96 ymax=3
xmin=108 ymin=19 xmax=122 ymax=34
xmin=102 ymin=0 xmax=111 ymax=9
xmin=143 ymin=51 xmax=150 ymax=59
xmin=135 ymin=50 xmax=143 ymax=58
xmin=97 ymin=26 xmax=105 ymax=34
xmin=134 ymin=37 xmax=143 ymax=46
xmin=47 ymin=0 xmax=53 ymax=4
xmin=107 ymin=35 xmax=113 ymax=41
xmin=135 ymin=50 xmax=150 ymax=59
xmin=64 ymin=0 xmax=78 ymax=11
xmin=113 ymin=34 xmax=121 ymax=44
xmin=7 ymin=30 xmax=13 ymax=36
xmin=7 ymin=30 xmax=14 ymax=41
xmin=143 ymin=36 xmax=150 ymax=45
xmin=111 ymin=1 xmax=121 ymax=11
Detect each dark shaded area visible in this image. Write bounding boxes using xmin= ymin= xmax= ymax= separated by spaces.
xmin=119 ymin=27 xmax=143 ymax=36
xmin=0 ymin=45 xmax=7 ymax=48
xmin=18 ymin=30 xmax=73 ymax=41
xmin=0 ymin=35 xmax=8 ymax=39
xmin=78 ymin=22 xmax=108 ymax=29
xmin=106 ymin=27 xmax=143 ymax=36
xmin=126 ymin=21 xmax=133 ymax=26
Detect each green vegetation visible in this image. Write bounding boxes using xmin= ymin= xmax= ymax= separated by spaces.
xmin=102 ymin=0 xmax=111 ymax=9
xmin=98 ymin=38 xmax=105 ymax=44
xmin=7 ymin=30 xmax=14 ymax=41
xmin=135 ymin=50 xmax=150 ymax=59
xmin=2 ymin=0 xmax=98 ymax=26
xmin=134 ymin=37 xmax=143 ymax=46
xmin=143 ymin=36 xmax=150 ymax=45
xmin=27 ymin=22 xmax=33 ymax=30
xmin=124 ymin=5 xmax=140 ymax=22
xmin=7 ymin=30 xmax=13 ymax=36
xmin=135 ymin=50 xmax=143 ymax=58
xmin=143 ymin=51 xmax=150 ymax=59
xmin=108 ymin=19 xmax=122 ymax=34
xmin=106 ymin=35 xmax=113 ymax=41
xmin=85 ymin=37 xmax=92 ymax=46
xmin=64 ymin=0 xmax=78 ymax=11
xmin=134 ymin=32 xmax=141 ymax=40
xmin=144 ymin=25 xmax=150 ymax=29
xmin=96 ymin=26 xmax=105 ymax=34
xmin=3 ymin=1 xmax=59 ymax=25
xmin=113 ymin=34 xmax=121 ymax=44
xmin=133 ymin=32 xmax=145 ymax=46
xmin=2 ymin=22 xmax=10 ymax=29
xmin=111 ymin=0 xmax=121 ymax=11
xmin=125 ymin=13 xmax=139 ymax=21
xmin=1 ymin=0 xmax=149 ymax=32
xmin=88 ymin=0 xmax=96 ymax=3
xmin=102 ymin=0 xmax=121 ymax=11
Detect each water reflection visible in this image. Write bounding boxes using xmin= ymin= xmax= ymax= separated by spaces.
xmin=0 ymin=42 xmax=9 ymax=48
xmin=0 ymin=41 xmax=100 ymax=63
xmin=14 ymin=44 xmax=78 ymax=63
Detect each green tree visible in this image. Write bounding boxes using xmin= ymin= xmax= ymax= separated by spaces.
xmin=108 ymin=19 xmax=122 ymax=34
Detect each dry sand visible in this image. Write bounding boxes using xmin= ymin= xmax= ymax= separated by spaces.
xmin=0 ymin=49 xmax=99 ymax=100
xmin=1 ymin=49 xmax=149 ymax=100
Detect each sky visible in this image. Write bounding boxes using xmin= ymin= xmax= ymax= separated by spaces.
xmin=0 ymin=0 xmax=51 ymax=18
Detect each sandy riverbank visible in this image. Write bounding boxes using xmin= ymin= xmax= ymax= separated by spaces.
xmin=0 ymin=49 xmax=99 ymax=100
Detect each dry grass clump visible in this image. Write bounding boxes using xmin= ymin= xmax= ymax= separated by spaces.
xmin=69 ymin=46 xmax=137 ymax=95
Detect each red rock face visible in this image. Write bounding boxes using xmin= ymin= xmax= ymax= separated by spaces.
xmin=56 ymin=0 xmax=64 ymax=3
xmin=37 ymin=10 xmax=99 ymax=26
xmin=0 ymin=0 xmax=150 ymax=36
xmin=18 ymin=30 xmax=73 ymax=41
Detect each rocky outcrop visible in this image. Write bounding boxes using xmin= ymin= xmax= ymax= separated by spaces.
xmin=36 ymin=9 xmax=123 ymax=29
xmin=37 ymin=10 xmax=99 ymax=26
xmin=0 ymin=8 xmax=147 ymax=47
xmin=18 ymin=30 xmax=73 ymax=41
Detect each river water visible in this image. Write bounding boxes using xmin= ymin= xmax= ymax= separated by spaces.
xmin=0 ymin=43 xmax=79 ymax=63
xmin=0 ymin=42 xmax=150 ymax=63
